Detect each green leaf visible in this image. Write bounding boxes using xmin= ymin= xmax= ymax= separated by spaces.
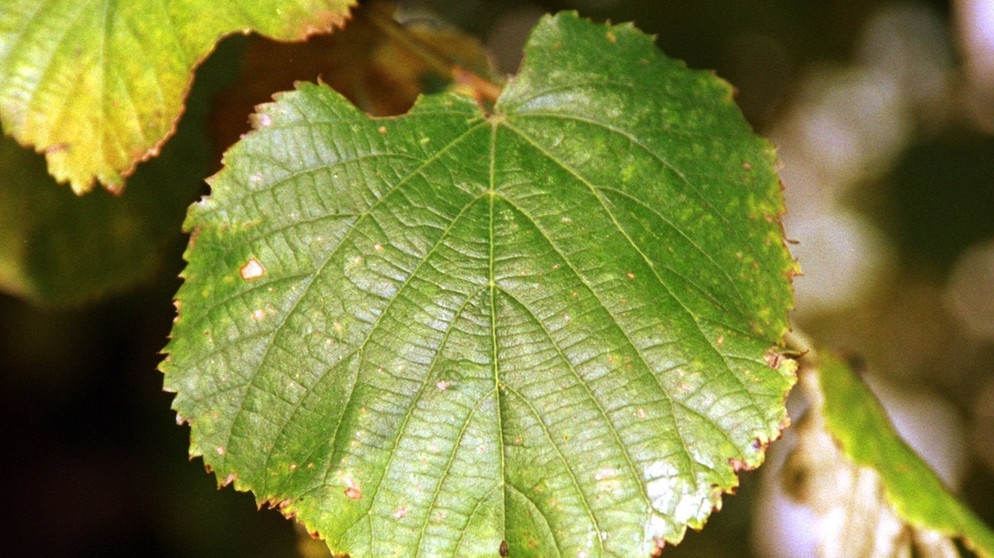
xmin=0 ymin=37 xmax=240 ymax=306
xmin=163 ymin=12 xmax=797 ymax=557
xmin=0 ymin=0 xmax=354 ymax=194
xmin=0 ymin=131 xmax=176 ymax=304
xmin=819 ymin=353 xmax=994 ymax=558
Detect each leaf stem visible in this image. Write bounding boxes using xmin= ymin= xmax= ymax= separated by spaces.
xmin=365 ymin=2 xmax=503 ymax=110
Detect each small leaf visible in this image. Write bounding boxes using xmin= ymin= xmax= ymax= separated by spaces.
xmin=819 ymin=353 xmax=994 ymax=558
xmin=164 ymin=12 xmax=796 ymax=557
xmin=0 ymin=0 xmax=354 ymax=193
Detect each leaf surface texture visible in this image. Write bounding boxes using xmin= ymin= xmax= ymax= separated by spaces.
xmin=163 ymin=13 xmax=796 ymax=557
xmin=0 ymin=0 xmax=354 ymax=192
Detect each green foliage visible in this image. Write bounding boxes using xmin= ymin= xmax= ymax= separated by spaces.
xmin=162 ymin=13 xmax=796 ymax=557
xmin=819 ymin=353 xmax=994 ymax=558
xmin=0 ymin=36 xmax=241 ymax=305
xmin=0 ymin=0 xmax=353 ymax=193
xmin=0 ymin=130 xmax=190 ymax=304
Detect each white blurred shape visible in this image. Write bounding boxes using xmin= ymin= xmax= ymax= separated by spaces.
xmin=752 ymin=474 xmax=820 ymax=558
xmin=786 ymin=209 xmax=893 ymax=316
xmin=793 ymin=69 xmax=909 ymax=186
xmin=754 ymin=373 xmax=967 ymax=558
xmin=956 ymin=0 xmax=994 ymax=87
xmin=955 ymin=0 xmax=994 ymax=130
xmin=857 ymin=2 xmax=953 ymax=121
xmin=775 ymin=3 xmax=955 ymax=318
xmin=944 ymin=238 xmax=994 ymax=340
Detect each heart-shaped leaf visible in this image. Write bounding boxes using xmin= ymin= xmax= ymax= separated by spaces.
xmin=0 ymin=0 xmax=353 ymax=193
xmin=163 ymin=12 xmax=796 ymax=557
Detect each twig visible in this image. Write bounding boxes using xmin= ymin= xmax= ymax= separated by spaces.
xmin=365 ymin=3 xmax=503 ymax=110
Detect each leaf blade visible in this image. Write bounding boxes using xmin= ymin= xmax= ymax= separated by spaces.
xmin=819 ymin=353 xmax=994 ymax=558
xmin=164 ymin=12 xmax=797 ymax=557
xmin=0 ymin=0 xmax=354 ymax=193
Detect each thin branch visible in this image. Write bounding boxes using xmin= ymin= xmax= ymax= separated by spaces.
xmin=365 ymin=3 xmax=503 ymax=110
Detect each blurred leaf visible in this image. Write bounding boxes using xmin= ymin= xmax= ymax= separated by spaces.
xmin=0 ymin=134 xmax=158 ymax=304
xmin=0 ymin=36 xmax=242 ymax=306
xmin=164 ymin=12 xmax=796 ymax=557
xmin=0 ymin=0 xmax=354 ymax=194
xmin=819 ymin=352 xmax=994 ymax=558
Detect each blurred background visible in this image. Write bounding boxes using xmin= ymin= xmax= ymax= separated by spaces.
xmin=1 ymin=0 xmax=992 ymax=555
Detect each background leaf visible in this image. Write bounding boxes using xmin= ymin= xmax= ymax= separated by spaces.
xmin=819 ymin=352 xmax=994 ymax=558
xmin=0 ymin=36 xmax=242 ymax=306
xmin=0 ymin=0 xmax=354 ymax=194
xmin=163 ymin=12 xmax=796 ymax=557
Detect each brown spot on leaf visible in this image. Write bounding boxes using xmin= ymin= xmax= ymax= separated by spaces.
xmin=764 ymin=348 xmax=785 ymax=369
xmin=344 ymin=477 xmax=362 ymax=500
xmin=728 ymin=456 xmax=754 ymax=472
xmin=650 ymin=537 xmax=666 ymax=557
xmin=777 ymin=415 xmax=792 ymax=434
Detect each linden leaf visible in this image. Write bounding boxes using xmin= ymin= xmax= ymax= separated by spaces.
xmin=0 ymin=0 xmax=354 ymax=193
xmin=163 ymin=12 xmax=796 ymax=557
xmin=0 ymin=37 xmax=239 ymax=305
xmin=819 ymin=353 xmax=994 ymax=558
